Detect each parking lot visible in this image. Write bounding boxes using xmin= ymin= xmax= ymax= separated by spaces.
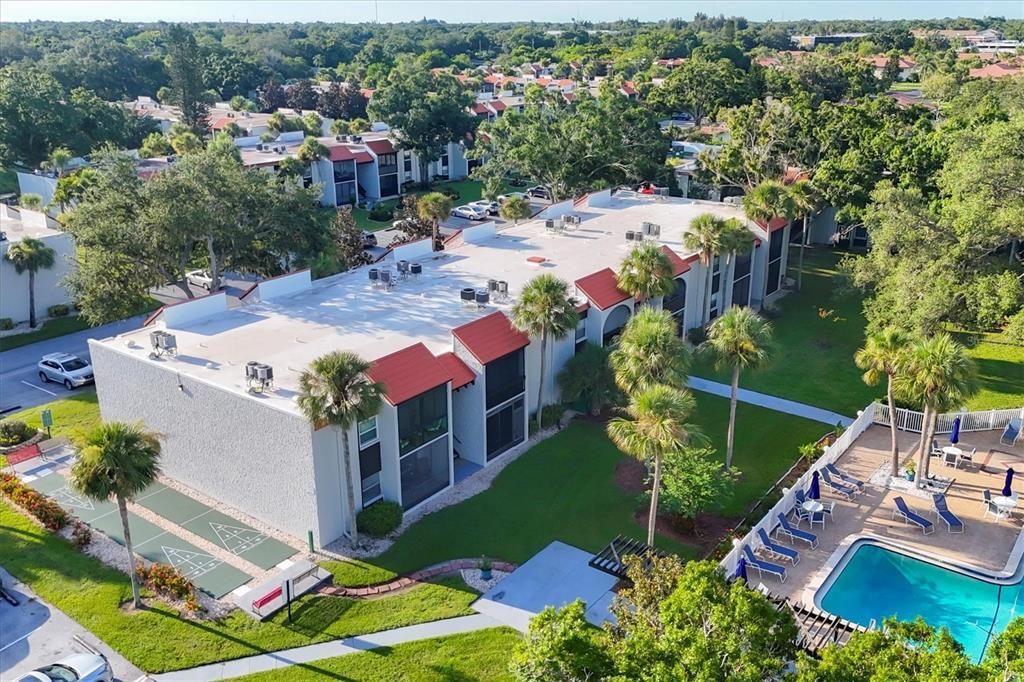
xmin=371 ymin=195 xmax=550 ymax=248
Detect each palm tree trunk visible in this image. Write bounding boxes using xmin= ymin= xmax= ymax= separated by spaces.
xmin=886 ymin=375 xmax=899 ymax=478
xmin=341 ymin=428 xmax=359 ymax=544
xmin=647 ymin=453 xmax=662 ymax=546
xmin=796 ymin=215 xmax=808 ymax=292
xmin=118 ymin=493 xmax=143 ymax=609
xmin=702 ymin=256 xmax=714 ymax=324
xmin=28 ymin=269 xmax=37 ymax=328
xmin=726 ymin=365 xmax=739 ymax=468
xmin=922 ymin=409 xmax=937 ymax=482
xmin=432 ymin=219 xmax=439 ymax=252
xmin=536 ymin=331 xmax=548 ymax=430
xmin=916 ymin=405 xmax=932 ymax=488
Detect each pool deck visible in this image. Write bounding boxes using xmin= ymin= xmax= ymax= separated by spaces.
xmin=767 ymin=425 xmax=1024 ymax=607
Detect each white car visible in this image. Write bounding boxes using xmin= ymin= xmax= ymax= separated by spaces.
xmin=468 ymin=200 xmax=500 ymax=216
xmin=497 ymin=192 xmax=527 ymax=204
xmin=17 ymin=653 xmax=114 ymax=682
xmin=450 ymin=205 xmax=488 ymax=220
xmin=37 ymin=353 xmax=94 ymax=390
xmin=186 ymin=270 xmax=216 ymax=291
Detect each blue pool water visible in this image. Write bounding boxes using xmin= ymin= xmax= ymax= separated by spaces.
xmin=820 ymin=543 xmax=1022 ymax=662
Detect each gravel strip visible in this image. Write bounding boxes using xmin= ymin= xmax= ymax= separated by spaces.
xmin=460 ymin=568 xmax=510 ymax=593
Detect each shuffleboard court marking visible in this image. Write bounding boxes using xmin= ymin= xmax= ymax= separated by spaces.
xmin=162 ymin=546 xmax=224 ymax=580
xmin=210 ymin=522 xmax=267 ymax=555
xmin=49 ymin=486 xmax=96 ymax=511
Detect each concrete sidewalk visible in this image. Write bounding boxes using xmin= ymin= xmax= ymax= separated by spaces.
xmin=686 ymin=376 xmax=853 ymax=427
xmin=151 ymin=614 xmax=500 ymax=681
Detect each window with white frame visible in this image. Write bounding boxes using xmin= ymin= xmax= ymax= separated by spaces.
xmin=731 ymin=250 xmax=752 ymax=307
xmin=357 ymin=416 xmax=378 ymax=448
xmin=574 ymin=313 xmax=588 ymax=352
xmin=766 ymin=229 xmax=785 ymax=296
xmin=708 ymin=255 xmax=722 ymax=320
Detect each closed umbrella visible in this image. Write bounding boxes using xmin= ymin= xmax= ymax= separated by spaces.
xmin=950 ymin=416 xmax=962 ymax=445
xmin=809 ymin=471 xmax=821 ymax=500
xmin=736 ymin=557 xmax=748 ymax=582
xmin=1003 ymin=468 xmax=1015 ymax=498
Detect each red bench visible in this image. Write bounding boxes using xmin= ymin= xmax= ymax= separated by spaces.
xmin=251 ymin=586 xmax=282 ymax=614
xmin=5 ymin=443 xmax=41 ymax=466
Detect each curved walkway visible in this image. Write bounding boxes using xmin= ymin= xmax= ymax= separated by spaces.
xmin=318 ymin=558 xmax=518 ymax=598
xmin=686 ymin=376 xmax=854 ymax=427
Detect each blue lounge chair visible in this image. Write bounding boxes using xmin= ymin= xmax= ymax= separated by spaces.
xmin=931 ymin=494 xmax=964 ymax=534
xmin=776 ymin=513 xmax=818 ymax=548
xmin=820 ymin=469 xmax=857 ymax=499
xmin=757 ymin=528 xmax=800 ymax=565
xmin=892 ymin=496 xmax=934 ymax=535
xmin=742 ymin=545 xmax=787 ymax=582
xmin=825 ymin=463 xmax=865 ymax=492
xmin=1002 ymin=418 xmax=1021 ymax=446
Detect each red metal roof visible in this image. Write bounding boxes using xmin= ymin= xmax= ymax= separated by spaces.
xmin=575 ymin=268 xmax=630 ymax=310
xmin=328 ymin=146 xmax=374 ymax=163
xmin=756 ymin=217 xmax=790 ymax=233
xmin=436 ymin=352 xmax=476 ymax=390
xmin=489 ymin=100 xmax=507 ymax=111
xmin=366 ymin=138 xmax=396 ymax=155
xmin=660 ymin=246 xmax=698 ymax=277
xmin=452 ymin=311 xmax=530 ymax=365
xmin=367 ymin=343 xmax=453 ymax=406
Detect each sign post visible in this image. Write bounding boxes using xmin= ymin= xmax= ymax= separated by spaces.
xmin=284 ymin=578 xmax=293 ymax=622
xmin=41 ymin=409 xmax=53 ymax=439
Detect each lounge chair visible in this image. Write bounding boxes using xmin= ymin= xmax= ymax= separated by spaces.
xmin=892 ymin=496 xmax=934 ymax=535
xmin=1001 ymin=418 xmax=1021 ymax=446
xmin=983 ymin=490 xmax=1008 ymax=521
xmin=825 ymin=463 xmax=865 ymax=492
xmin=775 ymin=513 xmax=818 ymax=548
xmin=931 ymin=494 xmax=964 ymax=533
xmin=742 ymin=545 xmax=787 ymax=582
xmin=757 ymin=528 xmax=800 ymax=565
xmin=820 ymin=469 xmax=857 ymax=499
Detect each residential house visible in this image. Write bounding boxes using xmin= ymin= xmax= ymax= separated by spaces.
xmin=867 ymin=55 xmax=917 ymax=81
xmin=0 ymin=205 xmax=76 ymax=325
xmin=969 ymin=62 xmax=1023 ymax=79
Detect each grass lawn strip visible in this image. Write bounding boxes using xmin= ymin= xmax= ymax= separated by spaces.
xmin=0 ymin=499 xmax=478 ymax=673
xmin=5 ymin=389 xmax=101 ymax=447
xmin=0 ymin=299 xmax=160 ymax=351
xmin=224 ymin=627 xmax=521 ymax=682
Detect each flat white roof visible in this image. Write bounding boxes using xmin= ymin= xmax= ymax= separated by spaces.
xmin=99 ymin=194 xmax=763 ymax=414
xmin=0 ymin=205 xmax=64 ymax=241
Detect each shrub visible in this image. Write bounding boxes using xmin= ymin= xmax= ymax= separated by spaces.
xmin=368 ymin=204 xmax=394 ymax=222
xmin=71 ymin=520 xmax=92 ymax=548
xmin=0 ymin=472 xmax=68 ymax=530
xmin=47 ymin=304 xmax=70 ymax=318
xmin=0 ymin=420 xmax=37 ymax=447
xmin=686 ymin=326 xmax=707 ymax=346
xmin=357 ymin=501 xmax=403 ymax=537
xmin=0 ymin=318 xmax=13 ymax=331
xmin=136 ymin=561 xmax=194 ymax=601
xmin=439 ymin=187 xmax=460 ymax=200
xmin=558 ymin=344 xmax=620 ymax=415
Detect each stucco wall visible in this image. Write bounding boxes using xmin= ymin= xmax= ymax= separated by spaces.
xmin=0 ymin=232 xmax=76 ymax=324
xmin=89 ymin=340 xmax=325 ymax=545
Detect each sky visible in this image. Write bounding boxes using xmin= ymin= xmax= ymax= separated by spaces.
xmin=0 ymin=0 xmax=1021 ymax=24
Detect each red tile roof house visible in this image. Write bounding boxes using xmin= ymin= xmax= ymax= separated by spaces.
xmin=88 ymin=190 xmax=790 ymax=549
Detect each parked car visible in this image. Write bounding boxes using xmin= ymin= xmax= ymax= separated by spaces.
xmin=16 ymin=653 xmax=114 ymax=682
xmin=362 ymin=231 xmax=378 ymax=248
xmin=468 ymin=200 xmax=500 ymax=216
xmin=186 ymin=270 xmax=216 ymax=291
xmin=527 ymin=185 xmax=552 ymax=200
xmin=498 ymin=192 xmax=527 ymax=204
xmin=451 ymin=205 xmax=489 ymax=220
xmin=37 ymin=353 xmax=94 ymax=391
xmin=670 ymin=112 xmax=694 ymax=122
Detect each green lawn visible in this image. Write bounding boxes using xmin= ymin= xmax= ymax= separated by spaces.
xmin=4 ymin=389 xmax=101 ymax=447
xmin=0 ymin=299 xmax=160 ymax=352
xmin=0 ymin=166 xmax=18 ymax=195
xmin=227 ymin=628 xmax=521 ymax=682
xmin=690 ymin=248 xmax=1024 ymax=414
xmin=0 ymin=499 xmax=478 ymax=673
xmin=887 ymin=81 xmax=922 ymax=92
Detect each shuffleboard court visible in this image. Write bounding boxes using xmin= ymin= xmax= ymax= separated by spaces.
xmin=133 ymin=482 xmax=296 ymax=570
xmin=27 ymin=472 xmax=251 ymax=598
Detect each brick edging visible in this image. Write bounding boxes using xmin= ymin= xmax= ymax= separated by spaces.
xmin=317 ymin=559 xmax=518 ymax=598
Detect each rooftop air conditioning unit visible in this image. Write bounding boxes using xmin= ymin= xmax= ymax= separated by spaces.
xmin=246 ymin=361 xmax=274 ymax=393
xmin=642 ymin=222 xmax=661 ymax=237
xmin=149 ymin=330 xmax=178 ymax=358
xmin=256 ymin=143 xmax=264 ymax=151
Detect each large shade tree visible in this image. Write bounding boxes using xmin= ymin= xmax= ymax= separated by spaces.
xmin=511 ymin=274 xmax=580 ymax=430
xmin=702 ymin=306 xmax=772 ymax=468
xmin=297 ymin=351 xmax=383 ymax=544
xmin=855 ymin=328 xmax=913 ymax=477
xmin=4 ymin=236 xmax=56 ymax=328
xmin=70 ymin=422 xmax=162 ymax=609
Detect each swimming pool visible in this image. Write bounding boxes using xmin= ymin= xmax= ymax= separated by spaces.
xmin=818 ymin=542 xmax=1022 ymax=662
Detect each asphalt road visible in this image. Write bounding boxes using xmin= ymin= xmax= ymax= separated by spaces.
xmin=0 ymin=315 xmax=146 ymax=414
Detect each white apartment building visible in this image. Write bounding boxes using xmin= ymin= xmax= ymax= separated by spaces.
xmin=0 ymin=205 xmax=76 ymax=325
xmin=88 ymin=190 xmax=793 ymax=547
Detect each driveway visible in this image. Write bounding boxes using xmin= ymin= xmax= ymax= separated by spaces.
xmin=0 ymin=566 xmax=143 ymax=681
xmin=149 ymin=273 xmax=258 ymax=307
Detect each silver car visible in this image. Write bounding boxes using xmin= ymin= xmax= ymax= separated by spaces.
xmin=17 ymin=653 xmax=114 ymax=682
xmin=37 ymin=353 xmax=94 ymax=391
xmin=451 ymin=205 xmax=488 ymax=220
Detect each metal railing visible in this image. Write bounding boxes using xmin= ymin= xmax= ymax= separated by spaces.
xmin=874 ymin=405 xmax=1023 ymax=435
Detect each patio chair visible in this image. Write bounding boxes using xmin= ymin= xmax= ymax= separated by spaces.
xmin=775 ymin=513 xmax=818 ymax=548
xmin=983 ymin=490 xmax=1008 ymax=521
xmin=820 ymin=469 xmax=857 ymax=499
xmin=1001 ymin=418 xmax=1021 ymax=446
xmin=943 ymin=450 xmax=959 ymax=468
xmin=931 ymin=494 xmax=964 ymax=534
xmin=956 ymin=447 xmax=976 ymax=470
xmin=930 ymin=439 xmax=944 ymax=457
xmin=792 ymin=489 xmax=826 ymax=527
xmin=757 ymin=528 xmax=800 ymax=565
xmin=825 ymin=463 xmax=865 ymax=491
xmin=892 ymin=496 xmax=935 ymax=535
xmin=742 ymin=545 xmax=787 ymax=582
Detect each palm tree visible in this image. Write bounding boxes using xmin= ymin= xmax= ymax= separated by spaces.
xmin=43 ymin=147 xmax=74 ymax=178
xmin=416 ymin=192 xmax=453 ymax=251
xmin=5 ymin=236 xmax=56 ymax=328
xmin=608 ymin=385 xmax=702 ymax=545
xmin=702 ymin=307 xmax=772 ymax=468
xmin=296 ymin=136 xmax=328 ymax=164
xmin=70 ymin=422 xmax=162 ymax=609
xmin=787 ymin=180 xmax=819 ymax=292
xmin=297 ymin=351 xmax=383 ymax=544
xmin=743 ymin=180 xmax=795 ymax=228
xmin=511 ymin=274 xmax=579 ymax=430
xmin=499 ymin=196 xmax=531 ymax=225
xmin=610 ymin=308 xmax=690 ymax=396
xmin=683 ymin=214 xmax=747 ymax=325
xmin=615 ymin=243 xmax=676 ymax=306
xmin=855 ymin=328 xmax=912 ymax=477
xmin=18 ymin=193 xmax=43 ymax=211
xmin=899 ymin=333 xmax=978 ymax=486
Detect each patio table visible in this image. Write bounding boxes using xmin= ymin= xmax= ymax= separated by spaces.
xmin=801 ymin=500 xmax=824 ymax=514
xmin=993 ymin=492 xmax=1019 ymax=512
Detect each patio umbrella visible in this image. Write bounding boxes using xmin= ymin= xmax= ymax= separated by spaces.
xmin=735 ymin=557 xmax=748 ymax=582
xmin=809 ymin=471 xmax=821 ymax=500
xmin=1003 ymin=468 xmax=1015 ymax=498
xmin=950 ymin=416 xmax=962 ymax=445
